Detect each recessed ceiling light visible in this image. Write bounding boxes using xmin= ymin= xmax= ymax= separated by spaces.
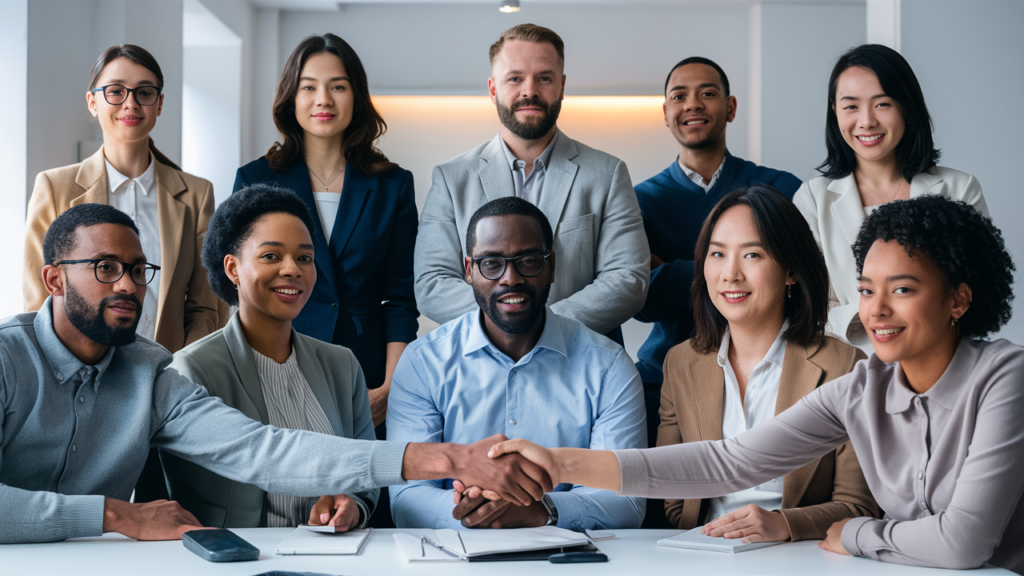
xmin=499 ymin=0 xmax=520 ymax=13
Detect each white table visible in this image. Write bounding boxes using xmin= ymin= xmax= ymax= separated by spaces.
xmin=1 ymin=529 xmax=1011 ymax=576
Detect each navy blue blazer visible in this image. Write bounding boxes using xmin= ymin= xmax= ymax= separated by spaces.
xmin=233 ymin=157 xmax=419 ymax=388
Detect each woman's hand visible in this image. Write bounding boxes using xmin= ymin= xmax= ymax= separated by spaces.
xmin=368 ymin=386 xmax=389 ymax=428
xmin=818 ymin=518 xmax=853 ymax=555
xmin=309 ymin=494 xmax=361 ymax=532
xmin=488 ymin=438 xmax=563 ymax=487
xmin=701 ymin=504 xmax=791 ymax=543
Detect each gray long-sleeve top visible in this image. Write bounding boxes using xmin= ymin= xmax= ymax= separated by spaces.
xmin=616 ymin=337 xmax=1024 ymax=573
xmin=0 ymin=301 xmax=408 ymax=544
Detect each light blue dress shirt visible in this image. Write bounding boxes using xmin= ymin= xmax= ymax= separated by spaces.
xmin=0 ymin=299 xmax=407 ymax=544
xmin=387 ymin=307 xmax=646 ymax=531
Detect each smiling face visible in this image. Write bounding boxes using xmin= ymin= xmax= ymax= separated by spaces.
xmin=225 ymin=213 xmax=316 ymax=326
xmin=704 ymin=205 xmax=794 ymax=332
xmin=294 ymin=52 xmax=354 ymax=144
xmin=464 ymin=214 xmax=554 ymax=335
xmin=86 ymin=57 xmax=163 ymax=146
xmin=664 ymin=63 xmax=736 ymax=151
xmin=488 ymin=40 xmax=565 ymax=141
xmin=833 ymin=66 xmax=906 ymax=167
xmin=857 ymin=240 xmax=968 ymax=365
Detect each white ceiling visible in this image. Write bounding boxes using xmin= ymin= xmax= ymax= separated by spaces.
xmin=250 ymin=0 xmax=735 ymax=10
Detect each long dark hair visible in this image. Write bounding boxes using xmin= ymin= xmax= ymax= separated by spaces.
xmin=88 ymin=45 xmax=180 ymax=171
xmin=266 ymin=34 xmax=395 ymax=176
xmin=817 ymin=44 xmax=940 ymax=182
xmin=690 ymin=186 xmax=829 ymax=354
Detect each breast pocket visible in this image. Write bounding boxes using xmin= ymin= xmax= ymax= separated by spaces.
xmin=553 ymin=214 xmax=595 ymax=290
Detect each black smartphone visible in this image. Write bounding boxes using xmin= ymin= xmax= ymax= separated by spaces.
xmin=183 ymin=529 xmax=260 ymax=562
xmin=549 ymin=551 xmax=608 ymax=563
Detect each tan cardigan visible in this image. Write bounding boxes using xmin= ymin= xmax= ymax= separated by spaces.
xmin=657 ymin=335 xmax=881 ymax=541
xmin=23 ymin=146 xmax=227 ymax=353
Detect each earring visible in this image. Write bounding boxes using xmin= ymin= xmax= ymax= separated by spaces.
xmin=951 ymin=316 xmax=960 ymax=335
xmin=787 ymin=284 xmax=792 ymax=299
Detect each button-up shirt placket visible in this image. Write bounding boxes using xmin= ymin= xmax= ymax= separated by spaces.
xmin=912 ymin=395 xmax=932 ymax=514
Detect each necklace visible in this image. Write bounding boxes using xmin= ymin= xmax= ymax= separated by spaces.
xmin=876 ymin=178 xmax=906 ymax=205
xmin=308 ymin=160 xmax=346 ymax=192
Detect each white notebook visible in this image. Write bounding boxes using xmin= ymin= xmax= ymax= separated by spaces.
xmin=394 ymin=526 xmax=591 ymax=562
xmin=274 ymin=526 xmax=372 ymax=555
xmin=657 ymin=528 xmax=782 ymax=554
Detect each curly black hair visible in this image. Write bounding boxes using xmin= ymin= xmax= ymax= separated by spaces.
xmin=853 ymin=195 xmax=1014 ymax=339
xmin=202 ymin=183 xmax=316 ymax=306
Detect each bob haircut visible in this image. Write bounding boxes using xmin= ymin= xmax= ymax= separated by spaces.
xmin=202 ymin=183 xmax=317 ymax=307
xmin=817 ymin=44 xmax=940 ymax=182
xmin=265 ymin=34 xmax=395 ymax=176
xmin=88 ymin=44 xmax=180 ymax=170
xmin=853 ymin=195 xmax=1014 ymax=339
xmin=690 ymin=185 xmax=829 ymax=354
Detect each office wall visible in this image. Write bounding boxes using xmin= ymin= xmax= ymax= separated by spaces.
xmin=902 ymin=0 xmax=1024 ymax=344
xmin=1 ymin=1 xmax=28 ymax=313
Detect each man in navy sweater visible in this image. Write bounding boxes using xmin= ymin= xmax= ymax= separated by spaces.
xmin=634 ymin=57 xmax=802 ymax=447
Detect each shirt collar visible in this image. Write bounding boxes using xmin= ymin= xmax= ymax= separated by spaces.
xmin=884 ymin=338 xmax=976 ymax=414
xmin=34 ymin=297 xmax=116 ymax=391
xmin=716 ymin=320 xmax=790 ymax=370
xmin=498 ymin=131 xmax=559 ymax=173
xmin=464 ymin=305 xmax=569 ymax=360
xmin=106 ymin=152 xmax=156 ymax=196
xmin=678 ymin=156 xmax=726 ymax=189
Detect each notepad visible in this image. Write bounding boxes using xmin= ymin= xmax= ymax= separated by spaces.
xmin=274 ymin=526 xmax=372 ymax=555
xmin=394 ymin=526 xmax=592 ymax=562
xmin=657 ymin=528 xmax=782 ymax=554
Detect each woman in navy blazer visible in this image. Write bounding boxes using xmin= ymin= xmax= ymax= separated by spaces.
xmin=234 ymin=34 xmax=418 ymax=436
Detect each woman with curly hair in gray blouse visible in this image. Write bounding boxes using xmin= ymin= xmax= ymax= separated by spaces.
xmin=487 ymin=195 xmax=1024 ymax=574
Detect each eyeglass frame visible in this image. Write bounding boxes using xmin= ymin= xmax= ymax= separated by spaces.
xmin=470 ymin=251 xmax=551 ymax=281
xmin=90 ymin=83 xmax=163 ymax=106
xmin=54 ymin=258 xmax=161 ymax=287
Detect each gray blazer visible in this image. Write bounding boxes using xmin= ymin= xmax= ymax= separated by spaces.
xmin=161 ymin=313 xmax=379 ymax=528
xmin=414 ymin=130 xmax=650 ymax=336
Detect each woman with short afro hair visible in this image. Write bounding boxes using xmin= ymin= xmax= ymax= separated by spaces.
xmin=160 ymin=183 xmax=380 ymax=530
xmin=484 ymin=196 xmax=1024 ymax=573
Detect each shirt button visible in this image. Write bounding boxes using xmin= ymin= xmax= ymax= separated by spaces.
xmin=332 ymin=303 xmax=338 ymax=310
xmin=918 ymin=470 xmax=924 ymax=480
xmin=79 ymin=397 xmax=84 ymax=403
xmin=920 ymin=501 xmax=927 ymax=509
xmin=56 ymin=373 xmax=63 ymax=381
xmin=72 ymin=445 xmax=77 ymax=452
xmin=509 ymin=420 xmax=516 ymax=425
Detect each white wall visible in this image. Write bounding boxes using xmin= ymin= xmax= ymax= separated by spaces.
xmin=1 ymin=0 xmax=28 ymax=319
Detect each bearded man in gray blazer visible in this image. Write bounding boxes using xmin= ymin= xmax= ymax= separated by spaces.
xmin=414 ymin=24 xmax=649 ymax=342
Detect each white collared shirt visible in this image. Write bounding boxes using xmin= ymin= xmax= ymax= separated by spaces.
xmin=705 ymin=320 xmax=789 ymax=522
xmin=678 ymin=157 xmax=726 ymax=193
xmin=105 ymin=153 xmax=161 ymax=341
xmin=499 ymin=131 xmax=559 ymax=206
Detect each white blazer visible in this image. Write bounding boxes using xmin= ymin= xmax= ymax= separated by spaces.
xmin=793 ymin=166 xmax=988 ymax=350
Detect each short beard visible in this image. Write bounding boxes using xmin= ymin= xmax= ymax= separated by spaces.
xmin=64 ymin=284 xmax=140 ymax=347
xmin=475 ymin=283 xmax=551 ymax=334
xmin=497 ymin=96 xmax=561 ymax=141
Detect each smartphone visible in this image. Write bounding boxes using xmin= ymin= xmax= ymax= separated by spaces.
xmin=548 ymin=551 xmax=608 ymax=563
xmin=183 ymin=529 xmax=260 ymax=562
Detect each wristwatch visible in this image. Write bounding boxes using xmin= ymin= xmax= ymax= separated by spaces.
xmin=541 ymin=494 xmax=559 ymax=526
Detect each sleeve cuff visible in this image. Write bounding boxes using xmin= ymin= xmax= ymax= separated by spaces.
xmin=545 ymin=491 xmax=585 ymax=532
xmin=353 ymin=498 xmax=371 ymax=530
xmin=369 ymin=441 xmax=409 ymax=487
xmin=840 ymin=516 xmax=873 ymax=556
xmin=61 ymin=494 xmax=106 ymax=539
xmin=612 ymin=449 xmax=649 ymax=497
xmin=384 ymin=316 xmax=419 ymax=344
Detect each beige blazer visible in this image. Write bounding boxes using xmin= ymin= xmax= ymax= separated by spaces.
xmin=657 ymin=335 xmax=881 ymax=541
xmin=793 ymin=167 xmax=988 ymax=349
xmin=23 ymin=146 xmax=225 ymax=353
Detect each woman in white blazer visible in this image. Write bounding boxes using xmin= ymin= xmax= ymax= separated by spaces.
xmin=793 ymin=44 xmax=988 ymax=351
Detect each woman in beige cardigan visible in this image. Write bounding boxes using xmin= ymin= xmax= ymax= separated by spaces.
xmin=23 ymin=44 xmax=223 ymax=353
xmin=655 ymin=185 xmax=879 ymax=542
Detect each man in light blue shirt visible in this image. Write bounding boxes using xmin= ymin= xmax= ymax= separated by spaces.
xmin=389 ymin=197 xmax=646 ymax=531
xmin=0 ymin=203 xmax=551 ymax=544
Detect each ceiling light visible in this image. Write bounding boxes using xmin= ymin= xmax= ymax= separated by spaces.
xmin=499 ymin=0 xmax=520 ymax=13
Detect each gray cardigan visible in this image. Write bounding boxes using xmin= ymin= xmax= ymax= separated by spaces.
xmin=162 ymin=313 xmax=379 ymax=528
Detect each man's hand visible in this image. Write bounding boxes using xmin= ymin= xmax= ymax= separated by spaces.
xmin=650 ymin=253 xmax=665 ymax=269
xmin=309 ymin=494 xmax=361 ymax=532
xmin=818 ymin=518 xmax=853 ymax=555
xmin=368 ymin=386 xmax=389 ymax=428
xmin=459 ymin=499 xmax=548 ymax=529
xmin=102 ymin=498 xmax=207 ymax=541
xmin=701 ymin=504 xmax=791 ymax=543
xmin=487 ymin=438 xmax=562 ymax=487
xmin=452 ymin=492 xmax=488 ymax=520
xmin=451 ymin=434 xmax=553 ymax=506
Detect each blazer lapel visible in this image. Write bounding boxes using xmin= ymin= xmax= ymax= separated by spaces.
xmin=70 ymin=148 xmax=110 ymax=207
xmin=293 ymin=334 xmax=344 ymax=437
xmin=778 ymin=341 xmax=824 ymax=508
xmin=329 ymin=162 xmax=372 ymax=261
xmin=478 ymin=135 xmax=515 ymax=202
xmin=688 ymin=352 xmax=725 ymax=442
xmin=538 ymin=130 xmax=580 ymax=230
xmin=153 ymin=163 xmax=187 ymax=330
xmin=828 ymin=174 xmax=866 ymax=249
xmin=909 ymin=169 xmax=942 ymax=198
xmin=223 ymin=314 xmax=270 ymax=424
xmin=276 ymin=160 xmax=338 ymax=295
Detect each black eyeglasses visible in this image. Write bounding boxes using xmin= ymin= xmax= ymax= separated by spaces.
xmin=472 ymin=252 xmax=550 ymax=281
xmin=55 ymin=258 xmax=161 ymax=286
xmin=90 ymin=84 xmax=162 ymax=106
